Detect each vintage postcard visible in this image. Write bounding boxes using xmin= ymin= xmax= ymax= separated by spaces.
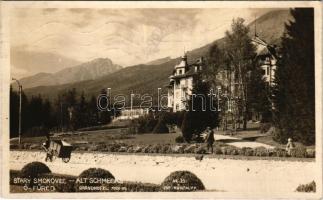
xmin=0 ymin=1 xmax=322 ymax=199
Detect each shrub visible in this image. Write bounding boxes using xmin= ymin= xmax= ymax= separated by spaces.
xmin=137 ymin=113 xmax=158 ymax=133
xmin=108 ymin=143 xmax=121 ymax=152
xmin=221 ymin=146 xmax=239 ymax=155
xmin=161 ymin=171 xmax=205 ymax=192
xmin=78 ymin=168 xmax=115 ymax=179
xmin=184 ymin=144 xmax=196 ymax=154
xmin=171 ymin=145 xmax=185 ymax=154
xmin=214 ymin=146 xmax=222 ymax=154
xmin=290 ymin=147 xmax=307 ymax=158
xmin=296 ymin=181 xmax=316 ymax=192
xmin=10 ymin=144 xmax=19 ymax=150
xmin=20 ymin=162 xmax=51 ymax=187
xmin=260 ymin=123 xmax=271 ymax=133
xmin=141 ymin=145 xmax=151 ymax=153
xmin=306 ymin=149 xmax=315 ymax=158
xmin=244 ymin=148 xmax=254 ymax=156
xmin=127 ymin=146 xmax=134 ymax=153
xmin=181 ymin=112 xmax=195 ymax=142
xmin=20 ymin=162 xmax=51 ymax=178
xmin=195 ymin=146 xmax=207 ymax=154
xmin=133 ymin=146 xmax=142 ymax=153
xmin=148 ymin=144 xmax=162 ymax=153
xmin=75 ymin=168 xmax=115 ymax=192
xmin=274 ymin=148 xmax=288 ymax=157
xmin=88 ymin=145 xmax=99 ymax=151
xmin=118 ymin=146 xmax=128 ymax=152
xmin=153 ymin=121 xmax=169 ymax=133
xmin=175 ymin=136 xmax=185 ymax=143
xmin=238 ymin=147 xmax=247 ymax=156
xmin=254 ymin=147 xmax=269 ymax=157
xmin=152 ymin=118 xmax=169 ymax=134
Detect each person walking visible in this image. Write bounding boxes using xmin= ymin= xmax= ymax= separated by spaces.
xmin=42 ymin=135 xmax=53 ymax=162
xmin=205 ymin=127 xmax=215 ymax=154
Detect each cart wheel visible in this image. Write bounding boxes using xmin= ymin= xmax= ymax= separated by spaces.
xmin=62 ymin=157 xmax=70 ymax=163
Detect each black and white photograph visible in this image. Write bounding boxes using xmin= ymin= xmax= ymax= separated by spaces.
xmin=1 ymin=1 xmax=322 ymax=199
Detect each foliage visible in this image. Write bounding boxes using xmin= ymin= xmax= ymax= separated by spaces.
xmin=181 ymin=80 xmax=219 ymax=142
xmin=224 ymin=17 xmax=257 ymax=130
xmin=152 ymin=116 xmax=169 ymax=134
xmin=75 ymin=168 xmax=115 ymax=192
xmin=161 ymin=171 xmax=205 ymax=192
xmin=24 ymin=126 xmax=49 ymax=137
xmin=274 ymin=148 xmax=288 ymax=157
xmin=20 ymin=162 xmax=51 ymax=186
xmin=306 ymin=149 xmax=315 ymax=158
xmin=175 ymin=136 xmax=185 ymax=143
xmin=272 ymin=8 xmax=315 ymax=145
xmin=181 ymin=112 xmax=195 ymax=142
xmin=290 ymin=147 xmax=307 ymax=158
xmin=253 ymin=147 xmax=270 ymax=157
xmin=204 ymin=44 xmax=226 ymax=88
xmin=248 ymin=66 xmax=272 ymax=123
xmin=78 ymin=168 xmax=115 ymax=179
xmin=260 ymin=123 xmax=272 ymax=133
xmin=10 ymin=87 xmax=114 ymax=138
xmin=195 ymin=146 xmax=207 ymax=154
xmin=296 ymin=181 xmax=316 ymax=193
xmin=136 ymin=113 xmax=158 ymax=133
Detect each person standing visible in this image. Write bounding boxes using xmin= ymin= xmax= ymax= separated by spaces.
xmin=205 ymin=127 xmax=215 ymax=154
xmin=286 ymin=138 xmax=295 ymax=155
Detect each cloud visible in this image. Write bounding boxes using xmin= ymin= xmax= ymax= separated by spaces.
xmin=10 ymin=8 xmax=274 ymax=76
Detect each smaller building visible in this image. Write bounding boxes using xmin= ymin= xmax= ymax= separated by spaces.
xmin=253 ymin=36 xmax=279 ymax=87
xmin=167 ymin=54 xmax=205 ymax=112
xmin=114 ymin=107 xmax=151 ymax=120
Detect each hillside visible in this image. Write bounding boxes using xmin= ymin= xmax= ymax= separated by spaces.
xmin=146 ymin=57 xmax=172 ymax=65
xmin=17 ymin=58 xmax=122 ymax=89
xmin=24 ymin=59 xmax=179 ymax=105
xmin=23 ymin=9 xmax=292 ymax=105
xmin=248 ymin=9 xmax=293 ymax=45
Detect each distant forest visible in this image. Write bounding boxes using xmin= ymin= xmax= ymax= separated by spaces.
xmin=10 ymin=87 xmax=114 ymax=138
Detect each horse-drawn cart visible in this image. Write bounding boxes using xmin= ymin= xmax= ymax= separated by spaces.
xmin=43 ymin=140 xmax=73 ymax=163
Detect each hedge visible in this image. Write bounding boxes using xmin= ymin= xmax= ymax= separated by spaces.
xmin=161 ymin=171 xmax=205 ymax=192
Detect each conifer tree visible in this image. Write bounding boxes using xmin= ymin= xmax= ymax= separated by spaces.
xmin=272 ymin=8 xmax=315 ymax=145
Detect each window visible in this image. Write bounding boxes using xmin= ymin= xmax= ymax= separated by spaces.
xmin=178 ymin=69 xmax=182 ymax=75
xmin=262 ymin=69 xmax=266 ymax=75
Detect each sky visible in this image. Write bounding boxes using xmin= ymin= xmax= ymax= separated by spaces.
xmin=10 ymin=8 xmax=275 ymax=78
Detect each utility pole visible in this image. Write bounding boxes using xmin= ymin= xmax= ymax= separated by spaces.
xmin=12 ymin=78 xmax=22 ymax=145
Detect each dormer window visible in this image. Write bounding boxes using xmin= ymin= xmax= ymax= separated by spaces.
xmin=178 ymin=69 xmax=183 ymax=75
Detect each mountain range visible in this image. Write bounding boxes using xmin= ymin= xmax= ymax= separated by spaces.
xmin=21 ymin=9 xmax=292 ymax=103
xmin=16 ymin=58 xmax=122 ymax=89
